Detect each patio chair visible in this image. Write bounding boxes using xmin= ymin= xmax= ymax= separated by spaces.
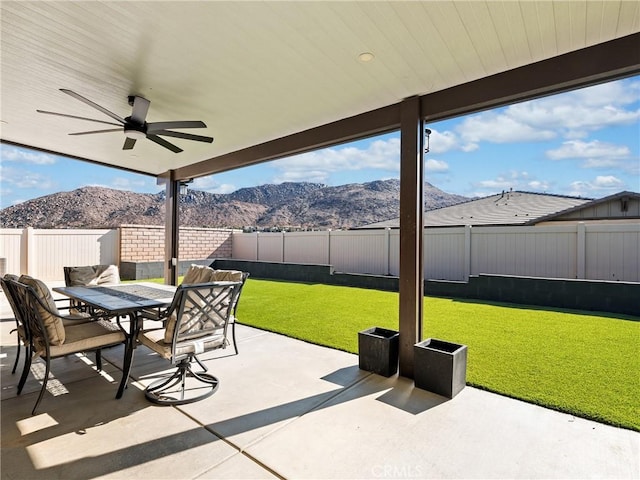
xmin=63 ymin=264 xmax=120 ymax=313
xmin=137 ymin=281 xmax=242 ymax=405
xmin=146 ymin=264 xmax=249 ymax=354
xmin=1 ymin=274 xmax=95 ymax=383
xmin=6 ymin=276 xmax=126 ymax=415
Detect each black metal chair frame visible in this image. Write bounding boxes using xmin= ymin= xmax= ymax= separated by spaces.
xmin=5 ymin=277 xmax=126 ymax=415
xmin=1 ymin=276 xmax=31 ymax=383
xmin=227 ymin=271 xmax=249 ymax=355
xmin=2 ymin=275 xmax=83 ymax=383
xmin=140 ymin=281 xmax=242 ymax=406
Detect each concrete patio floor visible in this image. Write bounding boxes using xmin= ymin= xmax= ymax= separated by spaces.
xmin=1 ymin=285 xmax=638 ymax=479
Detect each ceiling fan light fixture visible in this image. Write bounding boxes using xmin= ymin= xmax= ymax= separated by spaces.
xmin=124 ymin=128 xmax=146 ymax=140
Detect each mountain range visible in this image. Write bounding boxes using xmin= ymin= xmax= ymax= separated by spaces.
xmin=0 ymin=179 xmax=468 ymax=230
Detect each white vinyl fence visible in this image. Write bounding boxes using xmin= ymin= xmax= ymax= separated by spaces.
xmin=0 ymin=228 xmax=119 ymax=280
xmin=2 ymin=223 xmax=638 ymax=283
xmin=232 ymin=223 xmax=640 ymax=282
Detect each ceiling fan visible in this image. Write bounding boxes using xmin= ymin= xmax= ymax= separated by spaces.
xmin=37 ymin=89 xmax=213 ymax=153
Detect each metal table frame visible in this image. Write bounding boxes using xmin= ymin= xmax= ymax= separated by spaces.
xmin=53 ymin=282 xmax=176 ymax=398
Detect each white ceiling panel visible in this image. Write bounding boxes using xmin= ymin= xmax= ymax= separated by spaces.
xmin=1 ymin=1 xmax=638 ymax=178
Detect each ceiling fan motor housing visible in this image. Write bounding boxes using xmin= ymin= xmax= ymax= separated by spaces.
xmin=124 ymin=118 xmax=146 ymax=139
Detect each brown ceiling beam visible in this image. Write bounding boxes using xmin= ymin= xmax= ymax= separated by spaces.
xmin=174 ymin=103 xmax=401 ymax=181
xmin=421 ymin=32 xmax=640 ymax=122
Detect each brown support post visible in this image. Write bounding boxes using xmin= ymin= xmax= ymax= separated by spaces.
xmin=398 ymin=96 xmax=424 ymax=379
xmin=164 ymin=171 xmax=179 ymax=286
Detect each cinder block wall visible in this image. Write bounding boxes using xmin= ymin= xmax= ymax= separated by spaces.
xmin=120 ymin=225 xmax=235 ymax=262
xmin=213 ymin=259 xmax=639 ymax=317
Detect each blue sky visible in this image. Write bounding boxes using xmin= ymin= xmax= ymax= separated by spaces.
xmin=1 ymin=76 xmax=638 ymax=210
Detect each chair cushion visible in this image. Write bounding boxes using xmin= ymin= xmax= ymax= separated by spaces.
xmin=139 ymin=328 xmax=225 ymax=361
xmin=164 ymin=309 xmax=218 ymax=344
xmin=48 ymin=320 xmax=125 ymax=358
xmin=19 ymin=275 xmax=65 ymax=345
xmin=211 ymin=271 xmax=244 ymax=316
xmin=163 ymin=312 xmax=179 ymax=343
xmin=162 ymin=284 xmax=230 ymax=343
xmin=96 ymin=265 xmax=120 ymax=285
xmin=182 ymin=264 xmax=215 ymax=285
xmin=211 ymin=270 xmax=244 ymax=282
xmin=66 ymin=265 xmax=120 ymax=286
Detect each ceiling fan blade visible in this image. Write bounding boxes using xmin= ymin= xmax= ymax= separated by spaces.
xmin=123 ymin=137 xmax=136 ymax=150
xmin=147 ymin=120 xmax=207 ymax=132
xmin=147 ymin=134 xmax=183 ymax=153
xmin=69 ymin=128 xmax=122 ymax=136
xmin=154 ymin=130 xmax=214 ymax=143
xmin=130 ymin=96 xmax=150 ymax=124
xmin=60 ymin=89 xmax=126 ymax=124
xmin=36 ymin=110 xmax=122 ymax=127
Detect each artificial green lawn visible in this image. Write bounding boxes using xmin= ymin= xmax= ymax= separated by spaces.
xmin=234 ymin=279 xmax=639 ymax=431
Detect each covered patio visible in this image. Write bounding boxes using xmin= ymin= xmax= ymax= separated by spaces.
xmin=1 ymin=285 xmax=637 ymax=479
xmin=1 ymin=3 xmax=639 ymax=477
xmin=2 ymin=1 xmax=639 ymax=376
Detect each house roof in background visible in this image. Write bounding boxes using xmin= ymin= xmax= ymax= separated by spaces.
xmin=361 ymin=191 xmax=594 ymax=228
xmin=541 ymin=190 xmax=640 ymax=223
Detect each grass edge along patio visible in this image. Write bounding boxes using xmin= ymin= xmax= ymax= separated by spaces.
xmin=190 ymin=277 xmax=638 ymax=431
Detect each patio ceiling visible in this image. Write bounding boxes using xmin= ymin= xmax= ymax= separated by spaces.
xmin=2 ymin=1 xmax=639 ymax=181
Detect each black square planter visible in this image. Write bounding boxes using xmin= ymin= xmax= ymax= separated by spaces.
xmin=414 ymin=338 xmax=467 ymax=398
xmin=358 ymin=327 xmax=399 ymax=377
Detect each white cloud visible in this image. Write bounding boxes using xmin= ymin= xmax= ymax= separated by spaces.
xmin=527 ymin=180 xmax=551 ymax=191
xmin=0 ymin=166 xmax=55 ymax=189
xmin=428 ymin=130 xmax=458 ymax=154
xmin=507 ymin=80 xmax=640 ymax=137
xmin=546 ymin=139 xmax=637 ymax=172
xmin=1 ymin=146 xmax=56 ymax=165
xmin=455 ymin=78 xmax=640 ymax=148
xmin=546 ymin=140 xmax=630 ymax=161
xmin=272 ymin=169 xmax=329 ymax=184
xmin=568 ymin=175 xmax=625 ymax=197
xmin=425 ymin=159 xmax=449 ymax=173
xmin=593 ymin=175 xmax=624 ymax=188
xmin=111 ymin=176 xmax=153 ymax=190
xmin=458 ymin=113 xmax=557 ymax=146
xmin=192 ymin=176 xmax=237 ymax=194
xmin=211 ymin=183 xmax=237 ymax=194
xmin=270 ymin=138 xmax=400 ymax=182
xmin=475 ymin=178 xmax=513 ymax=189
xmin=473 ymin=171 xmax=553 ymax=194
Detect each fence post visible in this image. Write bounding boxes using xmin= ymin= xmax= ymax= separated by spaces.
xmin=256 ymin=232 xmax=260 ymax=261
xmin=576 ymin=222 xmax=586 ymax=279
xmin=464 ymin=225 xmax=472 ymax=281
xmin=327 ymin=230 xmax=332 ymax=265
xmin=384 ymin=227 xmax=391 ymax=275
xmin=25 ymin=227 xmax=36 ymax=276
xmin=281 ymin=231 xmax=285 ymax=263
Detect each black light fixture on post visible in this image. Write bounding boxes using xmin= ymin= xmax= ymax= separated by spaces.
xmin=424 ymin=128 xmax=431 ymax=154
xmin=179 ymin=179 xmax=193 ymax=195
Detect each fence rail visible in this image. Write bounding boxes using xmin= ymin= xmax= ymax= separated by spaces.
xmin=0 ymin=228 xmax=119 ymax=280
xmin=2 ymin=223 xmax=638 ymax=282
xmin=232 ymin=223 xmax=640 ymax=282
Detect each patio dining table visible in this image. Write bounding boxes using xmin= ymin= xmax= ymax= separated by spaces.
xmin=53 ymin=282 xmax=176 ymax=398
